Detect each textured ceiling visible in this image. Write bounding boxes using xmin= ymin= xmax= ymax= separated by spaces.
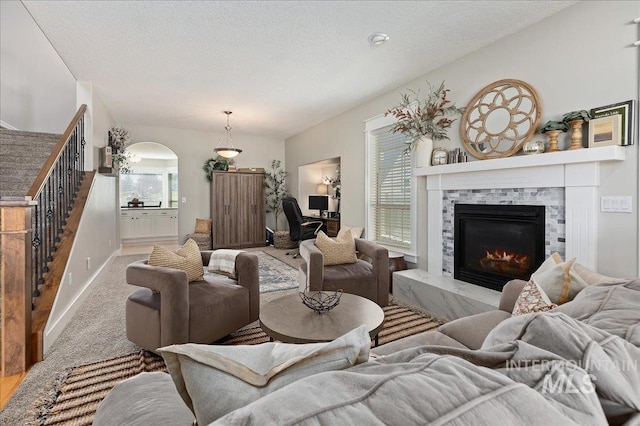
xmin=23 ymin=1 xmax=575 ymax=139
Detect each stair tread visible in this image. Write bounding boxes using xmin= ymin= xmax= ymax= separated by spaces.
xmin=0 ymin=129 xmax=70 ymax=197
xmin=0 ymin=128 xmax=62 ymax=140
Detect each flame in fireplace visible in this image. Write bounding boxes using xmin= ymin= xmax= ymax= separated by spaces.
xmin=484 ymin=250 xmax=529 ymax=265
xmin=479 ymin=249 xmax=530 ymax=275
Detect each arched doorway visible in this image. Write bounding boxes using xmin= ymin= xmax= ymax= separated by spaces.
xmin=119 ymin=142 xmax=179 ymax=250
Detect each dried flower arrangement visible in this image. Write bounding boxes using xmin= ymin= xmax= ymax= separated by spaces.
xmin=109 ymin=127 xmax=131 ymax=152
xmin=109 ymin=126 xmax=132 ymax=173
xmin=385 ymin=81 xmax=464 ymax=153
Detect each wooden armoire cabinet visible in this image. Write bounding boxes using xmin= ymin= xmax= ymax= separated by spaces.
xmin=210 ymin=171 xmax=265 ymax=248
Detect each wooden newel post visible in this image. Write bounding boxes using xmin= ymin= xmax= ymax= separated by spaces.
xmin=1 ymin=205 xmax=33 ymax=377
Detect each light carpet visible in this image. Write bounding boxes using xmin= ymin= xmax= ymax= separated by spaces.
xmin=31 ymin=303 xmax=443 ymax=426
xmin=1 ymin=248 xmax=300 ymax=425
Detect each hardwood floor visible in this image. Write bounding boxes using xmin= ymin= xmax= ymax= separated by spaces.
xmin=0 ymin=371 xmax=27 ymax=409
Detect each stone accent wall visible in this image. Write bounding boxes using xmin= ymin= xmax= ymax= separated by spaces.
xmin=442 ymin=188 xmax=565 ymax=276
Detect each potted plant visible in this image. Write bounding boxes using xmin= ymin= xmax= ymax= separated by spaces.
xmin=264 ymin=159 xmax=288 ymax=231
xmin=202 ymin=156 xmax=235 ymax=181
xmin=385 ymin=81 xmax=464 ymax=167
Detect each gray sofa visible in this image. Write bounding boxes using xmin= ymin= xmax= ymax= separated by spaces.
xmin=96 ymin=277 xmax=640 ymax=425
xmin=373 ymin=279 xmax=527 ymax=355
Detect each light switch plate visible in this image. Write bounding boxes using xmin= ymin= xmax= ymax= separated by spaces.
xmin=601 ymin=196 xmax=633 ymax=213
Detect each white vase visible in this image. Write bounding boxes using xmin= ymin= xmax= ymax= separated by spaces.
xmin=414 ymin=137 xmax=433 ymax=168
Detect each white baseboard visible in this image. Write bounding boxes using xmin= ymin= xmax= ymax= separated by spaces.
xmin=43 ymin=250 xmax=119 ymax=353
xmin=0 ymin=120 xmax=19 ymax=130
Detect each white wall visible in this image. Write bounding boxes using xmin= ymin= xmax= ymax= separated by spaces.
xmin=122 ymin=124 xmax=285 ymax=239
xmin=0 ymin=0 xmax=76 ymax=133
xmin=77 ymin=82 xmax=114 ymax=171
xmin=44 ymin=174 xmax=118 ymax=352
xmin=285 ymin=1 xmax=639 ymax=277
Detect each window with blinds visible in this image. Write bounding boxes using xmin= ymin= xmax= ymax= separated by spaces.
xmin=369 ymin=125 xmax=412 ymax=249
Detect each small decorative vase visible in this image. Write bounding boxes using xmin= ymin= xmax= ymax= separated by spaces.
xmin=545 ymin=130 xmax=562 ymax=152
xmin=567 ymin=119 xmax=585 ymax=150
xmin=522 ymin=140 xmax=545 ymax=155
xmin=415 ymin=137 xmax=433 ymax=168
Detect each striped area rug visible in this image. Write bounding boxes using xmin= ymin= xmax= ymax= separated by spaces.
xmin=33 ymin=302 xmax=443 ymax=426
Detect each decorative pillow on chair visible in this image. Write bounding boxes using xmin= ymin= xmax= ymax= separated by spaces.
xmin=194 ymin=218 xmax=212 ymax=234
xmin=148 ymin=238 xmax=204 ymax=282
xmin=315 ymin=228 xmax=357 ymax=266
xmin=344 ymin=226 xmax=364 ymax=239
xmin=530 ymin=253 xmax=588 ymax=305
xmin=512 ymin=280 xmax=557 ymax=315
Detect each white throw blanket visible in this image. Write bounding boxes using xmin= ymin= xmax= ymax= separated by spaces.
xmin=208 ymin=249 xmax=244 ymax=278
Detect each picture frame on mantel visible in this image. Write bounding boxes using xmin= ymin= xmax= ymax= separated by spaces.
xmin=588 ymin=115 xmax=622 ymax=148
xmin=590 ymin=99 xmax=635 ymax=146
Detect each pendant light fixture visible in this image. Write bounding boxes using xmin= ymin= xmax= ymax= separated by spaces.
xmin=214 ymin=111 xmax=242 ymax=159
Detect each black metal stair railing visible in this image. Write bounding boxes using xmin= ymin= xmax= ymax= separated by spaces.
xmin=26 ymin=105 xmax=87 ymax=299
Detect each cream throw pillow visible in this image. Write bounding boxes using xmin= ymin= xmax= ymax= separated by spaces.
xmin=159 ymin=325 xmax=371 ymax=425
xmin=350 ymin=226 xmax=364 ymax=238
xmin=530 ymin=253 xmax=588 ymax=305
xmin=148 ymin=238 xmax=204 ymax=282
xmin=573 ymin=263 xmax=625 ymax=286
xmin=512 ymin=280 xmax=557 ymax=315
xmin=315 ymin=228 xmax=357 ymax=266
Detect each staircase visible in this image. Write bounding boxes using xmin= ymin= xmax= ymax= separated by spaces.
xmin=0 ymin=105 xmax=89 ymax=377
xmin=0 ymin=129 xmax=61 ymax=198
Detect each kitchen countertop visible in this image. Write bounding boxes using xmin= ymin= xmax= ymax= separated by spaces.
xmin=120 ymin=207 xmax=177 ymax=211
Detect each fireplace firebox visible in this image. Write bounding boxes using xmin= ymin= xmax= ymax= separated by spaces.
xmin=454 ymin=204 xmax=545 ymax=291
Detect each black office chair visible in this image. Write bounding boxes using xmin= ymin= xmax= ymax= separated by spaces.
xmin=282 ymin=197 xmax=326 ymax=258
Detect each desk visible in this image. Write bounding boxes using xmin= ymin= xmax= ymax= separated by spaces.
xmin=304 ymin=216 xmax=340 ymax=237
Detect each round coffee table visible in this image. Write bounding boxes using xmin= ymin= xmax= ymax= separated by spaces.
xmin=260 ymin=293 xmax=385 ymax=345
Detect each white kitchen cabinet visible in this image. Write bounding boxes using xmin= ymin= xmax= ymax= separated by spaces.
xmin=120 ymin=211 xmax=135 ymax=239
xmin=155 ymin=209 xmax=179 ymax=237
xmin=135 ymin=210 xmax=155 ymax=238
xmin=120 ymin=208 xmax=178 ymax=240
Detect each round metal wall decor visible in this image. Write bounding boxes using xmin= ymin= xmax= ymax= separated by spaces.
xmin=460 ymin=79 xmax=542 ymax=160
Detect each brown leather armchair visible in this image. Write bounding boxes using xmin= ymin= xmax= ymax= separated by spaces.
xmin=125 ymin=251 xmax=259 ymax=353
xmin=298 ymin=239 xmax=389 ymax=307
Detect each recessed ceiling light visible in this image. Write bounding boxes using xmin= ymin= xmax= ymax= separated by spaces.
xmin=367 ymin=32 xmax=389 ymax=46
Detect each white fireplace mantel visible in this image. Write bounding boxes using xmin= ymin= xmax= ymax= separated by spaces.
xmin=414 ymin=145 xmax=625 ymax=177
xmin=419 ymin=146 xmax=626 ymax=274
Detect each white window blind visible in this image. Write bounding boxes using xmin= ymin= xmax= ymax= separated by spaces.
xmin=369 ymin=125 xmax=411 ymax=249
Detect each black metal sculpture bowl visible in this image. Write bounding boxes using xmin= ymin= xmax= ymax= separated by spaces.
xmin=299 ymin=288 xmax=343 ymax=314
